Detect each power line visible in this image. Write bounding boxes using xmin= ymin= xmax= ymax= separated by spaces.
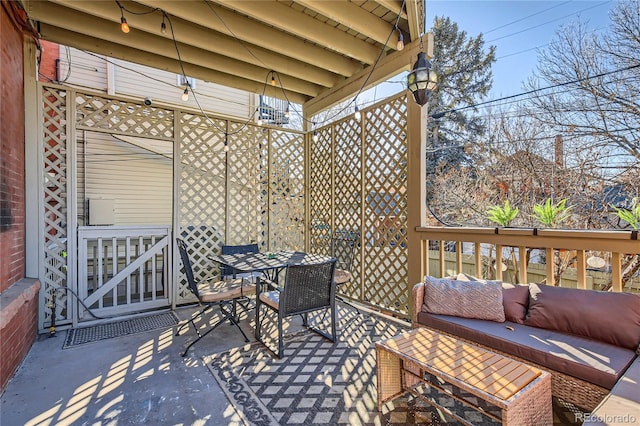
xmin=432 ymin=63 xmax=640 ymax=117
xmin=484 ymin=1 xmax=572 ymax=35
xmin=486 ymin=1 xmax=611 ymax=43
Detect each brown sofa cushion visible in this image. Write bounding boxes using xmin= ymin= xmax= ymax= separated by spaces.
xmin=525 ymin=283 xmax=640 ymax=351
xmin=501 ymin=283 xmax=529 ymax=324
xmin=416 ymin=312 xmax=637 ymax=389
xmin=423 ymin=276 xmax=505 ymax=322
xmin=456 ymin=274 xmax=528 ymax=324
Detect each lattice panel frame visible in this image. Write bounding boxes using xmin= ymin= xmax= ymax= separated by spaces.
xmin=268 ymin=130 xmax=305 ymax=251
xmin=309 ymin=127 xmax=333 ymax=256
xmin=227 ymin=123 xmax=265 ymax=248
xmin=75 ymin=93 xmax=174 ymax=139
xmin=362 ymin=96 xmax=409 ymax=313
xmin=178 ymin=113 xmax=227 ymax=302
xmin=40 ymin=87 xmax=71 ymax=329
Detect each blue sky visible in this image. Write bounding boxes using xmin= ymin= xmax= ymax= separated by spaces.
xmin=425 ymin=0 xmax=615 ymax=97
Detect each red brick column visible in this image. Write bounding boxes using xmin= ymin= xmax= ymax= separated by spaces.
xmin=0 ymin=0 xmax=40 ymax=394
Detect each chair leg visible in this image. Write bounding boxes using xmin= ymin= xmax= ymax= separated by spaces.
xmin=181 ymin=310 xmax=229 ymax=357
xmin=255 ymin=294 xmax=262 ymax=340
xmin=175 ymin=304 xmax=212 ymax=336
xmin=277 ymin=313 xmax=284 ymax=358
xmin=227 ymin=300 xmax=250 ymax=343
xmin=181 ymin=301 xmax=249 ymax=357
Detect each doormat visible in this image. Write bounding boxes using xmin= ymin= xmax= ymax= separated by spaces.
xmin=63 ymin=311 xmax=179 ymax=349
xmin=205 ymin=307 xmax=586 ymax=425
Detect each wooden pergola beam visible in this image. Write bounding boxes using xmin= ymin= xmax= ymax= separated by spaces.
xmin=37 ymin=24 xmax=311 ymax=105
xmin=405 ymin=0 xmax=425 ymax=41
xmin=29 ymin=2 xmax=321 ymax=98
xmin=304 ymin=35 xmax=433 ymax=116
xmin=375 ymin=0 xmax=407 ymax=19
xmin=137 ymin=0 xmax=362 ymax=78
xmin=294 ymin=0 xmax=400 ymax=49
xmin=51 ymin=0 xmax=341 ymax=88
xmin=210 ymin=0 xmax=381 ymax=64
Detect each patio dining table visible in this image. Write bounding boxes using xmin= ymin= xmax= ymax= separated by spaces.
xmin=210 ymin=250 xmax=333 ymax=284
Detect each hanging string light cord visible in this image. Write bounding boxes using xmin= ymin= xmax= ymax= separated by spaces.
xmin=110 ymin=0 xmax=408 ymax=132
xmin=276 ymin=0 xmax=408 ymax=127
xmin=162 ymin=10 xmax=261 ymax=136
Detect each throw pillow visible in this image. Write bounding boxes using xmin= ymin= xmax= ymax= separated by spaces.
xmin=525 ymin=283 xmax=640 ymax=350
xmin=500 ymin=283 xmax=529 ymax=324
xmin=423 ymin=276 xmax=506 ymax=322
xmin=455 ymin=273 xmax=528 ymax=323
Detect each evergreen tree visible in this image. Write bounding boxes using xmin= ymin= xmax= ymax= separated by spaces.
xmin=426 ymin=16 xmax=496 ymax=198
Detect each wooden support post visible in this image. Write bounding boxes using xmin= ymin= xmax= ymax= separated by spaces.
xmin=545 ymin=248 xmax=554 ymax=285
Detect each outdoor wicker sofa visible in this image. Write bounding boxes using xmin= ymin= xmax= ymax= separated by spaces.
xmin=411 ymin=275 xmax=640 ymax=414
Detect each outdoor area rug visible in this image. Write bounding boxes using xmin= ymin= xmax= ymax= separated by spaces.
xmin=63 ymin=311 xmax=179 ymax=349
xmin=206 ymin=306 xmax=586 ymax=425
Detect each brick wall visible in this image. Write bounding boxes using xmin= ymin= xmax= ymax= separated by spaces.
xmin=0 ymin=1 xmax=40 ymax=395
xmin=39 ymin=40 xmax=59 ymax=82
xmin=0 ymin=1 xmax=26 ymax=293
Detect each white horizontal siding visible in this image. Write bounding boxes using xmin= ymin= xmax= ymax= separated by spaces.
xmin=112 ymin=60 xmax=252 ymax=119
xmin=58 ymin=46 xmax=108 ymax=91
xmin=80 ymin=132 xmax=172 ymax=226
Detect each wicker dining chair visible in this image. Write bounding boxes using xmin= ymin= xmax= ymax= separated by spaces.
xmin=331 ymin=232 xmax=359 ymax=286
xmin=330 ymin=232 xmax=360 ymax=314
xmin=221 ymin=243 xmax=260 ymax=281
xmin=255 ymin=259 xmax=337 ymax=358
xmin=176 ymin=238 xmax=256 ymax=357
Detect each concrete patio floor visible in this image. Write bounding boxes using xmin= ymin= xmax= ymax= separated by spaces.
xmin=0 ymin=304 xmax=296 ymax=426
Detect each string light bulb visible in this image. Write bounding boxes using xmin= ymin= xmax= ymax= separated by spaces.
xmin=312 ymin=130 xmax=319 ymax=142
xmin=285 ymin=103 xmax=290 ymax=119
xmin=354 ymin=105 xmax=361 ymax=122
xmin=120 ymin=16 xmax=130 ymax=33
xmin=181 ymin=86 xmax=189 ymax=101
xmin=256 ymin=108 xmax=263 ymax=126
xmin=396 ymin=28 xmax=404 ymax=51
xmin=160 ymin=17 xmax=166 ymax=35
xmin=271 ymin=72 xmax=276 ymax=86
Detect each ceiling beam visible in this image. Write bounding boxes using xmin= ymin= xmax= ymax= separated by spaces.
xmin=37 ymin=24 xmax=310 ymax=105
xmin=375 ymin=0 xmax=407 ymax=20
xmin=137 ymin=0 xmax=362 ymax=78
xmin=210 ymin=0 xmax=380 ymax=64
xmin=28 ymin=2 xmax=321 ymax=97
xmin=304 ymin=35 xmax=433 ymax=116
xmin=405 ymin=0 xmax=425 ymax=41
xmin=50 ymin=0 xmax=340 ymax=88
xmin=294 ymin=0 xmax=399 ymax=49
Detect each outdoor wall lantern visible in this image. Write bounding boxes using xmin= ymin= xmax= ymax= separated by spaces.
xmin=407 ymin=52 xmax=437 ymax=106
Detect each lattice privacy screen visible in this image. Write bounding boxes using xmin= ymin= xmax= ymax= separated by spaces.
xmin=37 ymin=84 xmax=408 ymax=323
xmin=177 ymin=114 xmax=305 ymax=303
xmin=41 ymin=87 xmax=71 ymax=329
xmin=308 ymin=94 xmax=409 ymax=316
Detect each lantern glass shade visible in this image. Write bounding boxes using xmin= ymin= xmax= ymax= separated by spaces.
xmin=407 ymin=52 xmax=437 ymax=106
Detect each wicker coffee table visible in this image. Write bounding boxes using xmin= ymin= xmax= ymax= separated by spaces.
xmin=376 ymin=327 xmax=552 ymax=425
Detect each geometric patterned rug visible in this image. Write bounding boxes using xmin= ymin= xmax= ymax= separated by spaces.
xmin=63 ymin=311 xmax=179 ymax=349
xmin=205 ymin=307 xmax=585 ymax=425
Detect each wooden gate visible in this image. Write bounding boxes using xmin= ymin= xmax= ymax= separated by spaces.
xmin=76 ymin=226 xmax=171 ymax=324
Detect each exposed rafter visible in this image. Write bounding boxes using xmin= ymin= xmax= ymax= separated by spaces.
xmin=209 ymin=0 xmax=381 ymax=64
xmin=294 ymin=0 xmax=400 ymax=49
xmin=51 ymin=0 xmax=340 ymax=88
xmin=25 ymin=0 xmax=427 ymax=110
